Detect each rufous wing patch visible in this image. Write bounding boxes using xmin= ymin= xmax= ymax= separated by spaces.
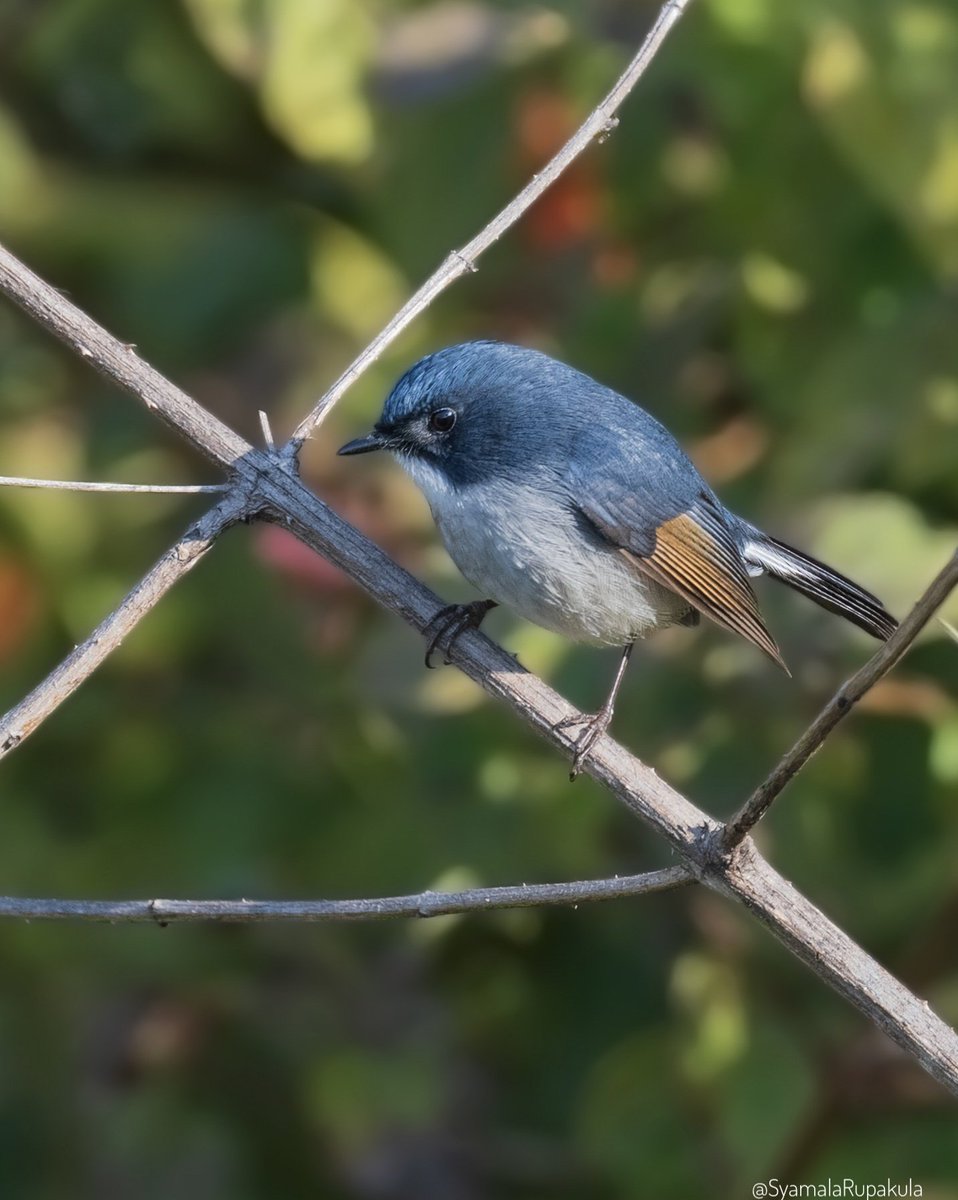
xmin=626 ymin=512 xmax=788 ymax=672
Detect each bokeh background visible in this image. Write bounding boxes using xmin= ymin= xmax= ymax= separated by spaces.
xmin=1 ymin=0 xmax=957 ymax=1196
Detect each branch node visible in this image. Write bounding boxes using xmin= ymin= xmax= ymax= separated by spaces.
xmin=702 ymin=823 xmax=750 ymax=875
xmin=597 ymin=115 xmax=620 ymax=143
xmin=451 ymin=250 xmax=478 ymax=274
xmin=226 ymin=457 xmax=280 ymax=522
xmin=416 ymin=889 xmax=441 ymax=918
xmin=687 ymin=822 xmax=735 ymax=878
xmin=280 ymin=439 xmax=302 ymax=468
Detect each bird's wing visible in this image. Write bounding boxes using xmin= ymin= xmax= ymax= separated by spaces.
xmin=574 ymin=477 xmax=787 ymax=672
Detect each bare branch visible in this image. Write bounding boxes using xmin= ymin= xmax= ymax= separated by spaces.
xmin=721 ymin=548 xmax=958 ymax=852
xmin=0 ymin=489 xmax=249 ymax=758
xmin=284 ymin=0 xmax=694 ymax=454
xmin=259 ymin=486 xmax=958 ymax=1095
xmin=2 ymin=243 xmax=958 ymax=1097
xmin=0 ymin=243 xmax=250 ymax=470
xmin=0 ymin=867 xmax=694 ymax=924
xmin=0 ymin=475 xmax=229 ymax=494
xmin=2 ymin=2 xmax=958 ymax=1093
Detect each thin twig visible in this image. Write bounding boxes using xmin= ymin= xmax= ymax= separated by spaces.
xmin=259 ymin=410 xmax=277 ymax=457
xmin=2 ymin=249 xmax=958 ymax=1096
xmin=2 ymin=5 xmax=958 ymax=1092
xmin=0 ymin=489 xmax=249 ymax=758
xmin=939 ymin=615 xmax=958 ymax=644
xmin=0 ymin=475 xmax=229 ymax=494
xmin=284 ymin=0 xmax=693 ymax=454
xmin=721 ymin=548 xmax=958 ymax=852
xmin=0 ymin=867 xmax=694 ymax=923
xmin=259 ymin=484 xmax=958 ymax=1095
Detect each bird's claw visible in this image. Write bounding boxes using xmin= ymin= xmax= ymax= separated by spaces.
xmin=554 ymin=707 xmax=614 ymax=781
xmin=423 ymin=600 xmax=497 ymax=668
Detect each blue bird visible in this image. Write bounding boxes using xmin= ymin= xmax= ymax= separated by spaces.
xmin=339 ymin=341 xmax=896 ymax=778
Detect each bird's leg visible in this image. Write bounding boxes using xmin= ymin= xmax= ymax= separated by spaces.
xmin=555 ymin=643 xmax=634 ymax=781
xmin=424 ymin=599 xmax=498 ymax=668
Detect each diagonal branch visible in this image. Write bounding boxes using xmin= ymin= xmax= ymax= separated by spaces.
xmin=0 ymin=866 xmax=694 ymax=923
xmin=721 ymin=548 xmax=958 ymax=852
xmin=0 ymin=489 xmax=249 ymax=758
xmin=2 ymin=5 xmax=958 ymax=1093
xmin=261 ymin=487 xmax=958 ymax=1095
xmin=284 ymin=0 xmax=694 ymax=453
xmin=2 ymin=241 xmax=958 ymax=1096
xmin=0 ymin=243 xmax=250 ymax=470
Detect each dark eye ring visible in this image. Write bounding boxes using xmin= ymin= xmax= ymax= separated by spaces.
xmin=429 ymin=407 xmax=457 ymax=433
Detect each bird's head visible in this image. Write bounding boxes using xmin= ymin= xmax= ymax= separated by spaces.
xmin=338 ymin=341 xmax=571 ymax=488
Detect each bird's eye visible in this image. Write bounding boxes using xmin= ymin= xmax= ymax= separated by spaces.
xmin=429 ymin=407 xmax=457 ymax=433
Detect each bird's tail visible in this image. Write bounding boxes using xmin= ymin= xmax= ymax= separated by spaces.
xmin=740 ymin=528 xmax=897 ymax=642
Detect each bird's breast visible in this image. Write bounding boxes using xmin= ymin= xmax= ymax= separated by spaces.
xmin=406 ymin=466 xmax=686 ymax=645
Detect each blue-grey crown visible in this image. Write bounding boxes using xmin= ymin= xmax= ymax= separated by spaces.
xmin=380 ymin=340 xmax=507 ymax=426
xmin=376 ymin=340 xmax=679 ymax=488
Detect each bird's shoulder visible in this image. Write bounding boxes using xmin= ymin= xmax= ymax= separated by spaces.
xmin=561 ymin=392 xmax=711 ymax=543
xmin=560 ymin=396 xmax=783 ymax=668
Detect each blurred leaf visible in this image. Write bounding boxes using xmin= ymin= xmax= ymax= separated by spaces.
xmin=0 ymin=2 xmax=956 ymax=1194
xmin=186 ymin=0 xmax=375 ymax=165
xmin=577 ymin=1032 xmax=708 ymax=1197
xmin=803 ymin=7 xmax=958 ymax=275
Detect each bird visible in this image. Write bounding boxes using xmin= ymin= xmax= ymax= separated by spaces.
xmin=339 ymin=341 xmax=897 ymax=778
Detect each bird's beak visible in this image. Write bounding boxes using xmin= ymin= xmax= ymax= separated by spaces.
xmin=337 ymin=431 xmax=386 ymax=456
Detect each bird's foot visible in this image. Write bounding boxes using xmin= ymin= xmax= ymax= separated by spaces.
xmin=424 ymin=600 xmax=497 ymax=668
xmin=554 ymin=704 xmax=615 ymax=781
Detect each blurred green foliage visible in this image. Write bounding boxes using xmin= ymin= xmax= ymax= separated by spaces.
xmin=0 ymin=0 xmax=957 ymax=1196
